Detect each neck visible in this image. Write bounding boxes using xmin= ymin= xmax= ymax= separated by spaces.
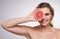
xmin=38 ymin=24 xmax=53 ymax=32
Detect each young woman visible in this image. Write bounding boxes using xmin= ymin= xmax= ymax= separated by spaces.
xmin=1 ymin=2 xmax=60 ymax=39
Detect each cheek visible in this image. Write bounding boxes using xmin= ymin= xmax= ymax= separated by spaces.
xmin=46 ymin=15 xmax=52 ymax=20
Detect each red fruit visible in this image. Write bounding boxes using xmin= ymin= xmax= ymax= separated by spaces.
xmin=35 ymin=10 xmax=44 ymax=20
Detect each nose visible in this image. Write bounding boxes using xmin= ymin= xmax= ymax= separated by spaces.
xmin=41 ymin=15 xmax=46 ymax=21
xmin=41 ymin=17 xmax=45 ymax=21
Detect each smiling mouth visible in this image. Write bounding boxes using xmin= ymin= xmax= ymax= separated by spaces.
xmin=40 ymin=19 xmax=48 ymax=23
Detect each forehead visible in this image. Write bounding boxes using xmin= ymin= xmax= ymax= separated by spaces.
xmin=37 ymin=7 xmax=51 ymax=14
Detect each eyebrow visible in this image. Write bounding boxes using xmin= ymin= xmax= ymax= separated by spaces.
xmin=45 ymin=13 xmax=50 ymax=15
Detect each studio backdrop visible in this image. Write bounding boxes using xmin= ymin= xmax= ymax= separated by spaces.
xmin=0 ymin=0 xmax=60 ymax=39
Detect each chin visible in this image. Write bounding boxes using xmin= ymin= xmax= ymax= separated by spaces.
xmin=41 ymin=25 xmax=47 ymax=27
xmin=40 ymin=23 xmax=48 ymax=27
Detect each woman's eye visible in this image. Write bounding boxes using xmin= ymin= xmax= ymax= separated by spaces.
xmin=45 ymin=13 xmax=50 ymax=16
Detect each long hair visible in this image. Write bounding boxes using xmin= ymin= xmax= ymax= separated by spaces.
xmin=36 ymin=2 xmax=54 ymax=27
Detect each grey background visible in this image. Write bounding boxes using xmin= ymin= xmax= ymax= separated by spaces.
xmin=0 ymin=0 xmax=60 ymax=39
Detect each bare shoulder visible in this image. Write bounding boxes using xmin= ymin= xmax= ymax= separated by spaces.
xmin=53 ymin=28 xmax=60 ymax=33
xmin=54 ymin=28 xmax=60 ymax=39
xmin=55 ymin=28 xmax=60 ymax=33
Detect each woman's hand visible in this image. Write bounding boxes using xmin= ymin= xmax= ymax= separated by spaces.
xmin=26 ymin=9 xmax=42 ymax=22
xmin=26 ymin=10 xmax=37 ymax=22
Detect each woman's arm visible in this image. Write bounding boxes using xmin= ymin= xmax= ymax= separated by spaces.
xmin=1 ymin=17 xmax=31 ymax=35
xmin=1 ymin=12 xmax=36 ymax=35
xmin=1 ymin=17 xmax=30 ymax=28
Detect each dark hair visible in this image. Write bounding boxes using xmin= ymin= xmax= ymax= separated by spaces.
xmin=36 ymin=2 xmax=54 ymax=27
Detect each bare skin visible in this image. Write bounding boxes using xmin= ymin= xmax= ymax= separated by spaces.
xmin=1 ymin=7 xmax=60 ymax=39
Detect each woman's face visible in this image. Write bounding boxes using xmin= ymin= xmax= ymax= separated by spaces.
xmin=37 ymin=7 xmax=53 ymax=26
